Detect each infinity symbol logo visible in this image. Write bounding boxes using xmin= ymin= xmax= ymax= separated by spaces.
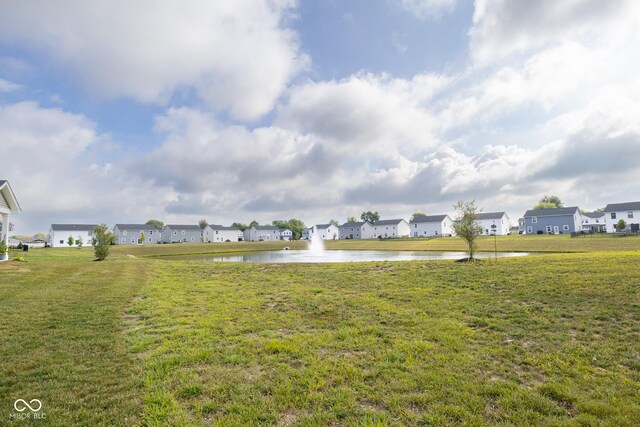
xmin=14 ymin=399 xmax=42 ymax=412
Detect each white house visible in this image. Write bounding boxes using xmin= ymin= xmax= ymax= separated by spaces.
xmin=204 ymin=224 xmax=241 ymax=242
xmin=603 ymin=201 xmax=640 ymax=233
xmin=49 ymin=224 xmax=98 ymax=248
xmin=113 ymin=224 xmax=160 ymax=245
xmin=409 ymin=215 xmax=454 ymax=237
xmin=243 ymin=225 xmax=281 ymax=241
xmin=0 ymin=180 xmax=21 ymax=260
xmin=581 ymin=212 xmax=606 ymax=233
xmin=280 ymin=229 xmax=293 ymax=241
xmin=338 ymin=221 xmax=373 ymax=239
xmin=162 ymin=224 xmax=202 ymax=243
xmin=476 ymin=212 xmax=511 ymax=236
xmin=371 ymin=219 xmax=410 ymax=238
xmin=308 ymin=223 xmax=339 ymax=240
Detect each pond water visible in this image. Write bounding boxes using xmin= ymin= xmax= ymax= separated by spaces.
xmin=159 ymin=250 xmax=531 ymax=263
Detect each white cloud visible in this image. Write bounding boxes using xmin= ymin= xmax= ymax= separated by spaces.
xmin=0 ymin=78 xmax=22 ymax=92
xmin=398 ymin=0 xmax=458 ymax=19
xmin=0 ymin=0 xmax=307 ymax=120
xmin=470 ymin=0 xmax=637 ymax=64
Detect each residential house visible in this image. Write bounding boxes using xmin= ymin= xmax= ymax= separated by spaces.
xmin=409 ymin=215 xmax=454 ymax=237
xmin=476 ymin=212 xmax=511 ymax=236
xmin=371 ymin=219 xmax=410 ymax=238
xmin=302 ymin=227 xmax=311 ymax=240
xmin=603 ymin=201 xmax=640 ymax=232
xmin=0 ymin=180 xmax=21 ymax=259
xmin=518 ymin=218 xmax=525 ymax=234
xmin=309 ymin=223 xmax=339 ymax=240
xmin=243 ymin=225 xmax=281 ymax=242
xmin=581 ymin=212 xmax=606 ymax=233
xmin=50 ymin=224 xmax=98 ymax=247
xmin=162 ymin=224 xmax=202 ymax=243
xmin=522 ymin=207 xmax=582 ymax=235
xmin=113 ymin=224 xmax=160 ymax=245
xmin=338 ymin=221 xmax=373 ymax=239
xmin=204 ymin=224 xmax=241 ymax=242
xmin=280 ymin=229 xmax=293 ymax=241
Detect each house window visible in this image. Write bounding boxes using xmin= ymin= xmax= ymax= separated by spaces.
xmin=60 ymin=240 xmax=64 ymax=244
xmin=527 ymin=226 xmax=533 ymax=234
xmin=191 ymin=237 xmax=194 ymax=241
xmin=181 ymin=230 xmax=185 ymax=235
xmin=546 ymin=225 xmax=552 ymax=233
xmin=563 ymin=225 xmax=569 ymax=230
xmin=628 ymin=211 xmax=634 ymax=219
xmin=149 ymin=230 xmax=153 ymax=235
xmin=611 ymin=213 xmax=616 ymax=219
xmin=121 ymin=239 xmax=125 ymax=244
xmin=173 ymin=231 xmax=177 ymax=235
xmin=123 ymin=230 xmax=127 ymax=236
xmin=131 ymin=238 xmax=135 ymax=243
xmin=532 ymin=217 xmax=537 ymax=223
xmin=88 ymin=231 xmax=92 ymax=236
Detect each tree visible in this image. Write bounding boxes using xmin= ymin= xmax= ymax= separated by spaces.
xmin=347 ymin=216 xmax=358 ymax=223
xmin=411 ymin=212 xmax=427 ymax=222
xmin=329 ymin=219 xmax=340 ymax=227
xmin=452 ymin=200 xmax=483 ymax=261
xmin=534 ymin=195 xmax=564 ymax=209
xmin=76 ymin=235 xmax=83 ymax=248
xmin=92 ymin=224 xmax=115 ymax=261
xmin=360 ymin=211 xmax=380 ymax=223
xmin=67 ymin=235 xmax=75 ymax=247
xmin=232 ymin=222 xmax=249 ymax=231
xmin=198 ymin=219 xmax=208 ymax=230
xmin=34 ymin=232 xmax=47 ymax=240
xmin=272 ymin=219 xmax=306 ymax=240
xmin=616 ymin=219 xmax=627 ymax=232
xmin=249 ymin=220 xmax=260 ymax=227
xmin=146 ymin=219 xmax=165 ymax=230
xmin=139 ymin=232 xmax=146 ymax=244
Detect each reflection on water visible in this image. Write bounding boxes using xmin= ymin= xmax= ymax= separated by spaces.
xmin=161 ymin=250 xmax=530 ymax=263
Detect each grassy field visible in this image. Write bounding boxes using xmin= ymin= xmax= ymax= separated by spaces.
xmin=1 ymin=237 xmax=639 ymax=425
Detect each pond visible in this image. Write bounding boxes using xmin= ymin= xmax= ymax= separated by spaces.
xmin=158 ymin=250 xmax=531 ymax=263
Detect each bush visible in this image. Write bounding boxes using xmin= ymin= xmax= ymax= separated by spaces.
xmin=92 ymin=224 xmax=115 ymax=261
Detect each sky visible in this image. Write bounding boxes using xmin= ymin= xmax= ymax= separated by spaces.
xmin=1 ymin=0 xmax=639 ymax=234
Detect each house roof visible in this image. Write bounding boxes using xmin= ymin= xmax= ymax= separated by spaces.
xmin=603 ymin=201 xmax=640 ymax=212
xmin=523 ymin=206 xmax=579 ymax=217
xmin=315 ymin=223 xmax=335 ymax=229
xmin=207 ymin=224 xmax=239 ymax=231
xmin=582 ymin=211 xmax=605 ymax=219
xmin=476 ymin=212 xmax=507 ymax=220
xmin=165 ymin=224 xmax=202 ymax=230
xmin=339 ymin=221 xmax=368 ymax=227
xmin=115 ymin=224 xmax=158 ymax=231
xmin=0 ymin=179 xmax=21 ymax=213
xmin=51 ymin=224 xmax=98 ymax=231
xmin=372 ymin=219 xmax=406 ymax=226
xmin=253 ymin=225 xmax=279 ymax=231
xmin=410 ymin=214 xmax=449 ymax=223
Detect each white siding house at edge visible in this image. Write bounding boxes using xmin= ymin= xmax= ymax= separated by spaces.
xmin=162 ymin=225 xmax=202 ymax=243
xmin=476 ymin=212 xmax=511 ymax=236
xmin=204 ymin=225 xmax=241 ymax=242
xmin=0 ymin=180 xmax=21 ymax=259
xmin=113 ymin=224 xmax=160 ymax=245
xmin=50 ymin=224 xmax=98 ymax=247
xmin=371 ymin=219 xmax=410 ymax=238
xmin=603 ymin=201 xmax=640 ymax=233
xmin=409 ymin=215 xmax=454 ymax=237
xmin=308 ymin=224 xmax=339 ymax=240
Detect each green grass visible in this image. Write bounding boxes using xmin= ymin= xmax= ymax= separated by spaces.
xmin=1 ymin=238 xmax=639 ymax=425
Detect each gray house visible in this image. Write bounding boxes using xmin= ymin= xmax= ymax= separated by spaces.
xmin=113 ymin=224 xmax=160 ymax=245
xmin=162 ymin=224 xmax=202 ymax=243
xmin=243 ymin=226 xmax=281 ymax=241
xmin=522 ymin=206 xmax=582 ymax=235
xmin=338 ymin=221 xmax=373 ymax=239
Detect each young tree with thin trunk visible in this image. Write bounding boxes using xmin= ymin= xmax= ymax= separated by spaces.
xmin=452 ymin=200 xmax=483 ymax=261
xmin=616 ymin=219 xmax=627 ymax=232
xmin=67 ymin=235 xmax=74 ymax=247
xmin=92 ymin=224 xmax=115 ymax=261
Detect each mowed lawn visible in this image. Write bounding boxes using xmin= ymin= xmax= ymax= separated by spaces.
xmin=1 ymin=238 xmax=639 ymax=425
